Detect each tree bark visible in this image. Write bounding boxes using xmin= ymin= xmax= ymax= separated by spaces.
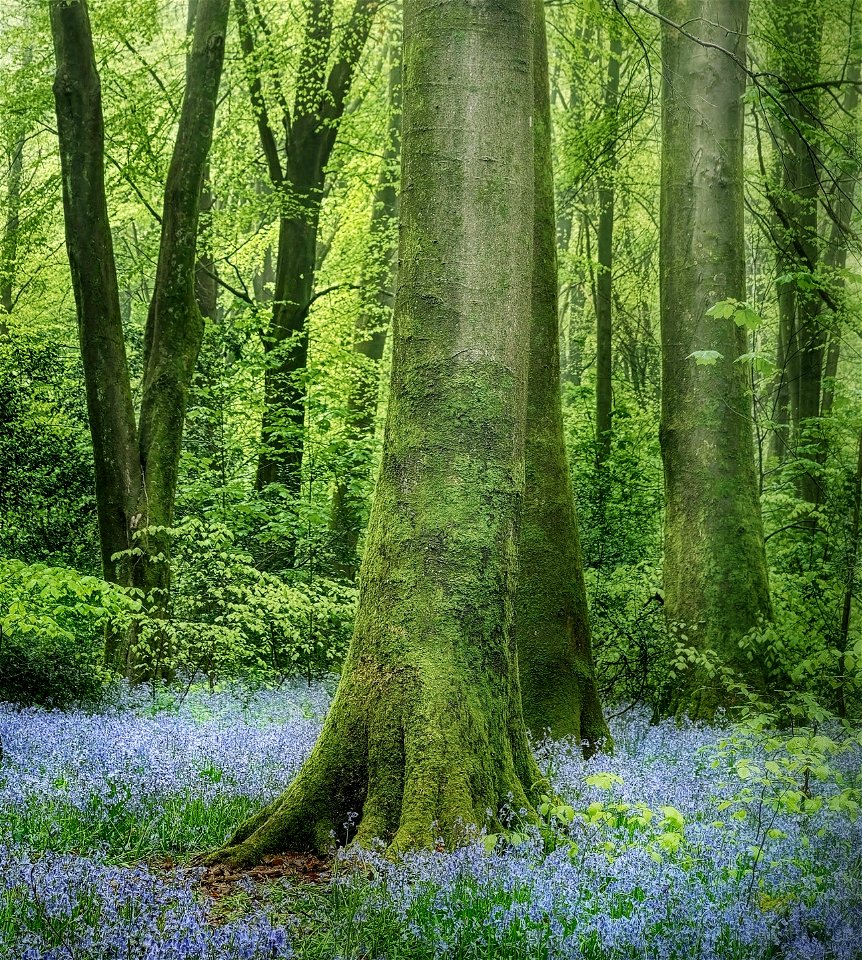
xmin=0 ymin=120 xmax=25 ymax=337
xmin=50 ymin=0 xmax=141 ymax=599
xmin=241 ymin=0 xmax=379 ymax=504
xmin=204 ymin=0 xmax=538 ymax=865
xmin=51 ymin=0 xmax=231 ymax=678
xmin=329 ymin=28 xmax=401 ymax=578
xmin=516 ymin=0 xmax=608 ymax=752
xmin=595 ymin=30 xmax=620 ymax=465
xmin=659 ymin=0 xmax=772 ymax=717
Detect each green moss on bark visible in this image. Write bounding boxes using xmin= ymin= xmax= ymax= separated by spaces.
xmin=203 ymin=0 xmax=540 ymax=866
xmin=659 ymin=0 xmax=772 ymax=717
xmin=515 ymin=0 xmax=609 ymax=752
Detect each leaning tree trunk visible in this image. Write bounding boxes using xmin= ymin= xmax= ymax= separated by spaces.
xmin=329 ymin=29 xmax=402 ymax=578
xmin=516 ymin=0 xmax=609 ymax=751
xmin=204 ymin=0 xmax=538 ymax=866
xmin=50 ymin=0 xmax=141 ymax=599
xmin=52 ymin=0 xmax=230 ymax=680
xmin=130 ymin=0 xmax=230 ymax=679
xmin=659 ymin=0 xmax=772 ymax=717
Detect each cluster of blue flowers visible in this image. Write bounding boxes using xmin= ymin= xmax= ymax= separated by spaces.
xmin=0 ymin=685 xmax=859 ymax=959
xmin=0 ymin=849 xmax=291 ymax=960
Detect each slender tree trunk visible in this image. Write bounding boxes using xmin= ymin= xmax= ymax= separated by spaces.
xmin=659 ymin=0 xmax=772 ymax=717
xmin=0 ymin=122 xmax=25 ymax=337
xmin=204 ymin=0 xmax=538 ymax=865
xmin=769 ymin=0 xmax=824 ymax=502
xmin=50 ymin=0 xmax=141 ymax=605
xmin=51 ymin=0 xmax=231 ymax=679
xmin=516 ymin=0 xmax=609 ymax=751
xmin=595 ymin=30 xmax=620 ymax=465
xmin=255 ymin=141 xmax=324 ymax=496
xmin=246 ymin=0 xmax=379 ymax=504
xmin=131 ymin=0 xmax=230 ymax=676
xmin=820 ymin=55 xmax=860 ymax=417
xmin=837 ymin=430 xmax=862 ymax=718
xmin=768 ymin=265 xmax=796 ymax=464
xmin=329 ymin=30 xmax=401 ymax=577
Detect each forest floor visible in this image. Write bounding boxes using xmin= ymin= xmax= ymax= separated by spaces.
xmin=1 ymin=682 xmax=860 ymax=960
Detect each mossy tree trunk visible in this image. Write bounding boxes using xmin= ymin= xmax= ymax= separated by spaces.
xmin=329 ymin=26 xmax=402 ymax=579
xmin=51 ymin=0 xmax=230 ymax=679
xmin=51 ymin=0 xmax=141 ymax=596
xmin=658 ymin=0 xmax=772 ymax=716
xmin=205 ymin=0 xmax=540 ymax=866
xmin=516 ymin=0 xmax=609 ymax=752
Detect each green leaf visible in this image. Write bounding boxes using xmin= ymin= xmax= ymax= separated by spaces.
xmin=733 ymin=306 xmax=762 ymax=330
xmin=687 ymin=350 xmax=724 ymax=366
xmin=706 ymin=299 xmax=737 ymax=319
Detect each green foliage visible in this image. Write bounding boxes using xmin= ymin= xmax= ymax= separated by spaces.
xmin=0 ymin=560 xmax=128 ymax=707
xmin=705 ymin=298 xmax=763 ymax=330
xmin=0 ymin=337 xmax=98 ymax=571
xmin=119 ymin=517 xmax=357 ymax=687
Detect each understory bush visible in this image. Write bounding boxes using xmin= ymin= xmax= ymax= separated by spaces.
xmin=0 ymin=560 xmax=126 ymax=708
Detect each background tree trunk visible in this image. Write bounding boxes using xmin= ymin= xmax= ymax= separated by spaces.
xmin=659 ymin=0 xmax=772 ymax=716
xmin=516 ymin=0 xmax=609 ymax=752
xmin=820 ymin=54 xmax=860 ymax=417
xmin=50 ymin=0 xmax=141 ymax=607
xmin=0 ymin=119 xmax=25 ymax=337
xmin=595 ymin=30 xmax=620 ymax=465
xmin=244 ymin=0 xmax=379 ymax=505
xmin=769 ymin=0 xmax=825 ymax=502
xmin=329 ymin=28 xmax=401 ymax=578
xmin=205 ymin=0 xmax=538 ymax=865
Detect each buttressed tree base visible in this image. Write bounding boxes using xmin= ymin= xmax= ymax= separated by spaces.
xmin=203 ymin=0 xmax=541 ymax=865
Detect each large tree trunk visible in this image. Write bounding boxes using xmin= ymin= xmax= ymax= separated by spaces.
xmin=50 ymin=0 xmax=141 ymax=598
xmin=51 ymin=0 xmax=230 ymax=679
xmin=329 ymin=29 xmax=401 ymax=578
xmin=595 ymin=29 xmax=620 ymax=465
xmin=516 ymin=0 xmax=608 ymax=751
xmin=658 ymin=0 xmax=772 ymax=717
xmin=204 ymin=0 xmax=538 ymax=866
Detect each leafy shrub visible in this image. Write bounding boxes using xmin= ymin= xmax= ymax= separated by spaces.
xmin=0 ymin=560 xmax=129 ymax=708
xmin=124 ymin=517 xmax=357 ymax=687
